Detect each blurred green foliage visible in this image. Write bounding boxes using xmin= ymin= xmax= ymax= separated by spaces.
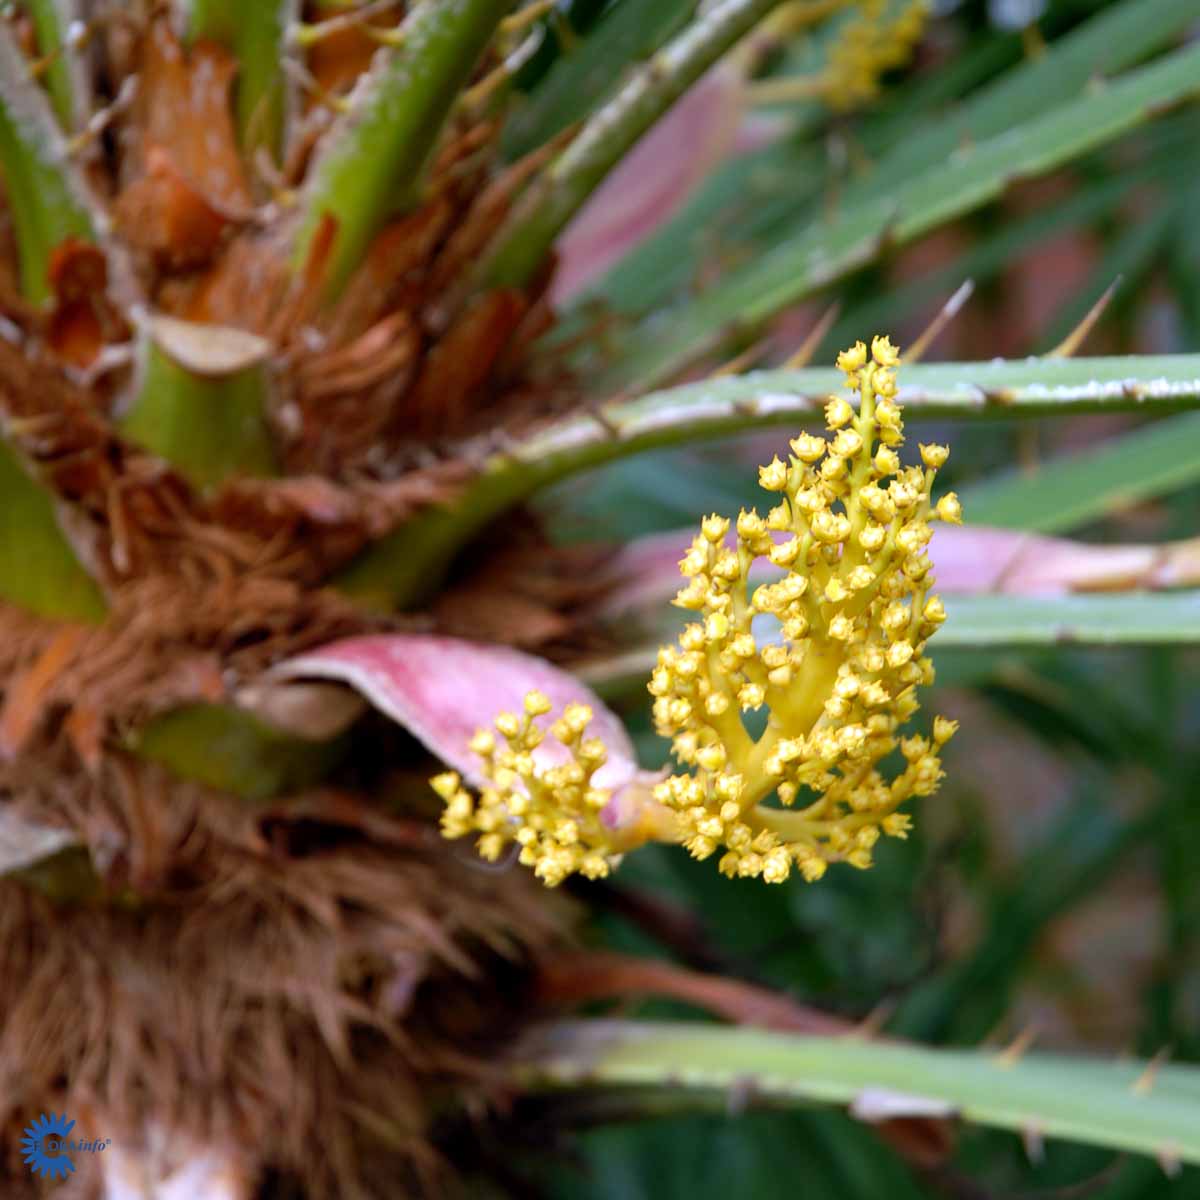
xmin=505 ymin=0 xmax=1200 ymax=1193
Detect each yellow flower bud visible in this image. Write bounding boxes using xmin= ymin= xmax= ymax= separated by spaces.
xmin=737 ymin=509 xmax=766 ymax=539
xmin=759 ymin=456 xmax=789 ymax=490
xmin=705 ymin=611 xmax=730 ymax=641
xmin=495 ymin=712 xmax=521 ymax=739
xmin=933 ymin=715 xmax=959 ymax=744
xmin=430 ymin=772 xmax=461 ymax=801
xmin=763 ymin=849 xmax=791 ymax=884
xmin=769 ymin=537 xmax=802 ymax=566
xmin=919 ymin=443 xmax=949 ymax=469
xmin=825 ymin=396 xmax=855 ymax=429
xmin=875 ymin=399 xmax=901 ymax=430
xmin=820 ymin=455 xmax=848 ymax=482
xmin=524 ymin=690 xmax=553 ymax=717
xmin=836 ymin=341 xmax=867 ymax=374
xmin=871 ymin=335 xmax=900 ymax=367
xmin=832 ymin=428 xmax=864 ymax=458
xmin=936 ymin=493 xmax=963 ymax=524
xmin=468 ymin=730 xmax=496 ymax=756
xmin=873 ymin=446 xmax=900 ymax=475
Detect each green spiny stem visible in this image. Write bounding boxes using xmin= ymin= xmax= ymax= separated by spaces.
xmin=500 ymin=0 xmax=696 ymax=161
xmin=0 ymin=435 xmax=106 ymax=621
xmin=331 ymin=354 xmax=1200 ymax=610
xmin=183 ymin=0 xmax=297 ymax=158
xmin=119 ymin=314 xmax=278 ymax=491
xmin=513 ymin=1019 xmax=1200 ymax=1165
xmin=479 ymin=0 xmax=791 ymax=289
xmin=0 ymin=20 xmax=96 ymax=305
xmin=292 ymin=0 xmax=515 ymax=301
xmin=599 ymin=37 xmax=1200 ymax=389
xmin=23 ymin=0 xmax=88 ymax=131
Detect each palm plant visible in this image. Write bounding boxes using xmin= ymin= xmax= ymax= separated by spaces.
xmin=1 ymin=1 xmax=1199 ymax=1197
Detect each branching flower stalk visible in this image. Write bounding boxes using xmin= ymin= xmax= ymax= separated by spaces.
xmin=436 ymin=337 xmax=962 ymax=885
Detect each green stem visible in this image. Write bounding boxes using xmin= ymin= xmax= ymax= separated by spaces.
xmin=292 ymin=0 xmax=514 ymax=301
xmin=119 ymin=314 xmax=278 ymax=491
xmin=479 ymin=0 xmax=791 ymax=288
xmin=184 ymin=0 xmax=297 ymax=158
xmin=24 ymin=0 xmax=87 ymax=131
xmin=331 ymin=354 xmax=1200 ymax=610
xmin=0 ymin=20 xmax=96 ymax=305
xmin=0 ymin=435 xmax=106 ymax=621
xmin=512 ymin=1019 xmax=1200 ymax=1165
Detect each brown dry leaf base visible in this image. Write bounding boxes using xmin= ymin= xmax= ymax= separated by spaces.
xmin=0 ymin=13 xmax=610 ymax=1196
xmin=0 ymin=741 xmax=569 ymax=1199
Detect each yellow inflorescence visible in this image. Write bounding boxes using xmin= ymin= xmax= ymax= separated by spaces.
xmin=823 ymin=0 xmax=930 ymax=111
xmin=648 ymin=335 xmax=958 ymax=884
xmin=435 ymin=336 xmax=960 ymax=889
xmin=432 ymin=692 xmax=625 ymax=887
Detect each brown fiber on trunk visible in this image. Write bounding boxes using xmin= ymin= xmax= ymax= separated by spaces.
xmin=1 ymin=743 xmax=569 ymax=1198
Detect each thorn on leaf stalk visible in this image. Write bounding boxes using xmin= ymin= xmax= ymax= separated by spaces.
xmin=994 ymin=1024 xmax=1038 ymax=1068
xmin=783 ymin=302 xmax=841 ymax=369
xmin=982 ymin=387 xmax=1016 ymax=407
xmin=711 ymin=340 xmax=767 ymax=378
xmin=1021 ymin=1123 xmax=1045 ymax=1165
xmin=850 ymin=999 xmax=894 ymax=1040
xmin=288 ymin=0 xmax=404 ymax=48
xmin=1157 ymin=1146 xmax=1181 ymax=1179
xmin=906 ymin=281 xmax=974 ymax=365
xmin=500 ymin=0 xmax=557 ymax=38
xmin=1049 ymin=277 xmax=1121 ymax=358
xmin=588 ymin=405 xmax=622 ymax=438
xmin=281 ymin=59 xmax=351 ymax=114
xmin=1132 ymin=1046 xmax=1172 ymax=1096
xmin=726 ymin=1075 xmax=759 ymax=1116
xmin=67 ymin=75 xmax=138 ymax=157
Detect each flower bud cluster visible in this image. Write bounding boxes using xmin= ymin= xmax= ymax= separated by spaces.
xmin=825 ymin=0 xmax=930 ymax=110
xmin=433 ymin=691 xmax=620 ymax=887
xmin=649 ymin=336 xmax=959 ymax=883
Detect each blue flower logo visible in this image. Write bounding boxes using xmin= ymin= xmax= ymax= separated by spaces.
xmin=21 ymin=1112 xmax=77 ymax=1180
